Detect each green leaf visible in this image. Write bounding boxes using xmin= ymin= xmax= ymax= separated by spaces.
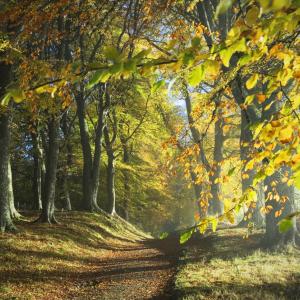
xmin=86 ymin=70 xmax=110 ymax=90
xmin=191 ymin=37 xmax=201 ymax=47
xmin=133 ymin=48 xmax=151 ymax=60
xmin=0 ymin=93 xmax=11 ymax=106
xmin=159 ymin=232 xmax=169 ymax=239
xmin=278 ymin=218 xmax=293 ymax=233
xmin=109 ymin=62 xmax=123 ymax=74
xmin=227 ymin=167 xmax=236 ymax=177
xmin=135 ymin=84 xmax=147 ymax=100
xmin=253 ymin=170 xmax=266 ymax=186
xmin=216 ymin=0 xmax=233 ymax=17
xmin=104 ymin=46 xmax=122 ymax=63
xmin=9 ymin=88 xmax=25 ymax=103
xmin=151 ymin=80 xmax=165 ymax=94
xmin=188 ymin=65 xmax=204 ymax=87
xmin=124 ymin=59 xmax=137 ymax=72
xmin=180 ymin=228 xmax=194 ymax=244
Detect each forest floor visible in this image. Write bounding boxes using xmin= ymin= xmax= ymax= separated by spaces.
xmin=175 ymin=227 xmax=300 ymax=300
xmin=0 ymin=211 xmax=180 ymax=300
xmin=1 ymin=214 xmax=300 ymax=300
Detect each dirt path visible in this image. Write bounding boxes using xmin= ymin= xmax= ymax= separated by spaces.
xmin=67 ymin=237 xmax=180 ymax=300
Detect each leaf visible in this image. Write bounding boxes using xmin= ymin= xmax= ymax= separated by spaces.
xmin=216 ymin=0 xmax=233 ymax=17
xmin=211 ymin=218 xmax=218 ymax=232
xmin=86 ymin=70 xmax=110 ymax=90
xmin=227 ymin=167 xmax=236 ymax=176
xmin=245 ymin=6 xmax=260 ymax=26
xmin=246 ymin=73 xmax=259 ymax=90
xmin=220 ymin=39 xmax=246 ymax=68
xmin=135 ymin=84 xmax=147 ymax=100
xmin=159 ymin=232 xmax=169 ymax=239
xmin=0 ymin=92 xmax=11 ymax=106
xmin=293 ymin=171 xmax=300 ymax=190
xmin=188 ymin=65 xmax=204 ymax=87
xmin=133 ymin=48 xmax=151 ymax=60
xmin=191 ymin=36 xmax=201 ymax=47
xmin=278 ymin=218 xmax=293 ymax=233
xmin=9 ymin=88 xmax=25 ymax=103
xmin=104 ymin=46 xmax=122 ymax=63
xmin=278 ymin=126 xmax=294 ymax=144
xmin=109 ymin=62 xmax=123 ymax=74
xmin=257 ymin=94 xmax=266 ymax=104
xmin=180 ymin=228 xmax=194 ymax=244
xmin=124 ymin=59 xmax=137 ymax=72
xmin=151 ymin=80 xmax=165 ymax=94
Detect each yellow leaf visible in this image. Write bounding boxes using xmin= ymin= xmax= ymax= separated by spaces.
xmin=246 ymin=73 xmax=259 ymax=90
xmin=278 ymin=126 xmax=294 ymax=144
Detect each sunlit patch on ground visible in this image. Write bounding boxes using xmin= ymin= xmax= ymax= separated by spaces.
xmin=175 ymin=228 xmax=300 ymax=300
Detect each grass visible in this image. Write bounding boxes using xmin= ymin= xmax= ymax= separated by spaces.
xmin=175 ymin=228 xmax=300 ymax=300
xmin=0 ymin=211 xmax=150 ymax=300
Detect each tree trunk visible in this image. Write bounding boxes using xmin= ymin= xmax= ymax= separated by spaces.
xmin=121 ymin=139 xmax=130 ymax=220
xmin=209 ymin=114 xmax=224 ymax=215
xmin=61 ymin=112 xmax=72 ymax=211
xmin=239 ymin=110 xmax=265 ymax=227
xmin=0 ymin=112 xmax=15 ymax=232
xmin=107 ymin=151 xmax=116 ymax=215
xmin=262 ymin=91 xmax=297 ymax=246
xmin=76 ymin=85 xmax=107 ymax=211
xmin=264 ymin=168 xmax=296 ymax=246
xmin=31 ymin=130 xmax=44 ymax=210
xmin=39 ymin=117 xmax=60 ymax=223
xmin=8 ymin=159 xmax=21 ymax=219
xmin=0 ymin=59 xmax=15 ymax=232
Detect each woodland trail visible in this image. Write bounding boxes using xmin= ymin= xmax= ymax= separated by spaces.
xmin=67 ymin=236 xmax=181 ymax=300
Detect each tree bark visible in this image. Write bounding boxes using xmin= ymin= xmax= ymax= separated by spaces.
xmin=0 ymin=59 xmax=15 ymax=232
xmin=8 ymin=159 xmax=21 ymax=219
xmin=39 ymin=116 xmax=60 ymax=223
xmin=262 ymin=91 xmax=297 ymax=246
xmin=0 ymin=111 xmax=15 ymax=231
xmin=107 ymin=149 xmax=116 ymax=215
xmin=121 ymin=139 xmax=130 ymax=220
xmin=31 ymin=129 xmax=44 ymax=210
xmin=209 ymin=114 xmax=225 ymax=215
xmin=76 ymin=85 xmax=108 ymax=211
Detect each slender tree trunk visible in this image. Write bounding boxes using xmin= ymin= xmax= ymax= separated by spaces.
xmin=121 ymin=139 xmax=130 ymax=220
xmin=8 ymin=159 xmax=21 ymax=219
xmin=32 ymin=130 xmax=44 ymax=210
xmin=209 ymin=115 xmax=224 ymax=215
xmin=61 ymin=112 xmax=72 ymax=211
xmin=107 ymin=151 xmax=116 ymax=215
xmin=39 ymin=116 xmax=60 ymax=223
